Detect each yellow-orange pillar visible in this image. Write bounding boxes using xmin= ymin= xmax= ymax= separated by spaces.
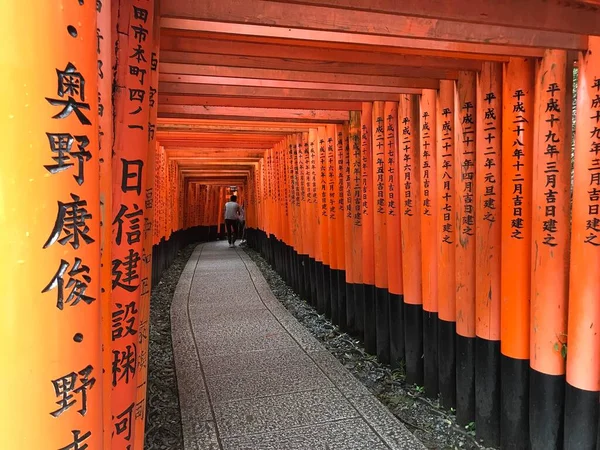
xmin=350 ymin=111 xmax=364 ymax=339
xmin=0 ymin=0 xmax=103 ymax=448
xmin=335 ymin=123 xmax=348 ymax=329
xmin=454 ymin=71 xmax=477 ymax=425
xmin=475 ymin=61 xmax=502 ymax=447
xmin=327 ymin=125 xmax=341 ymax=324
xmin=420 ymin=89 xmax=439 ymax=398
xmin=398 ymin=94 xmax=423 ymax=382
xmin=501 ymin=57 xmax=535 ymax=449
xmin=564 ymin=36 xmax=600 ymax=449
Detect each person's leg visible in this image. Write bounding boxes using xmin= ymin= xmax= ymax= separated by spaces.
xmin=225 ymin=219 xmax=233 ymax=245
xmin=231 ymin=220 xmax=239 ymax=245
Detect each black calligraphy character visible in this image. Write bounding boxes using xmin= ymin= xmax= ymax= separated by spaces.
xmin=44 ymin=194 xmax=94 ymax=249
xmin=50 ymin=365 xmax=96 ymax=417
xmin=484 ymin=92 xmax=497 ymax=104
xmin=546 ymin=83 xmax=560 ymax=97
xmin=131 ymin=24 xmax=148 ymax=44
xmin=442 ymin=108 xmax=452 ymax=117
xmin=112 ymin=344 xmax=137 ymax=387
xmin=114 ymin=403 xmax=134 ymax=443
xmin=130 ymin=44 xmax=146 ymax=63
xmin=546 ymin=98 xmax=561 ymax=113
xmin=593 ymin=78 xmax=600 ymax=92
xmin=129 ymin=88 xmax=145 ymax=103
xmin=45 ymin=133 xmax=91 ymax=185
xmin=43 ymin=258 xmax=94 ymax=310
xmin=97 ymin=0 xmax=103 ymax=12
xmin=151 ymin=52 xmax=158 ymax=71
xmin=129 ymin=65 xmax=146 ymax=85
xmin=112 ymin=301 xmax=138 ymax=340
xmin=584 ymin=233 xmax=600 ymax=246
xmin=149 ymin=86 xmax=156 ymax=107
xmin=121 ymin=159 xmax=143 ymax=194
xmin=513 ymin=102 xmax=525 ymax=113
xmin=513 ymin=89 xmax=525 ymax=100
xmin=133 ymin=6 xmax=148 ymax=23
xmin=112 ymin=249 xmax=141 ymax=292
xmin=148 ymin=123 xmax=156 ymax=142
xmin=593 ymin=95 xmax=600 ymax=109
xmin=46 ymin=63 xmax=91 ymax=125
xmin=58 ymin=430 xmax=92 ymax=450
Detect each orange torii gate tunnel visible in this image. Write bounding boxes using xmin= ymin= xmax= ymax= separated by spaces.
xmin=2 ymin=0 xmax=600 ymax=449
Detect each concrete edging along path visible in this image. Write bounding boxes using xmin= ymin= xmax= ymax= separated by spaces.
xmin=171 ymin=241 xmax=425 ymax=450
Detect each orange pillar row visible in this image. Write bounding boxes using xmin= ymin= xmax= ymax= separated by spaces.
xmin=398 ymin=94 xmax=423 ymax=383
xmin=501 ymin=57 xmax=535 ymax=449
xmin=361 ymin=103 xmax=375 ymax=350
xmin=530 ymin=49 xmax=571 ymax=450
xmin=385 ymin=100 xmax=403 ymax=368
xmin=343 ymin=120 xmax=357 ymax=333
xmin=317 ymin=127 xmax=330 ymax=315
xmin=419 ymin=89 xmax=439 ymax=398
xmin=308 ymin=128 xmax=320 ymax=308
xmin=300 ymin=132 xmax=311 ymax=300
xmin=474 ymin=61 xmax=502 ymax=447
xmin=564 ymin=35 xmax=600 ymax=450
xmin=454 ymin=71 xmax=477 ymax=426
xmin=327 ymin=125 xmax=342 ymax=324
xmin=437 ymin=80 xmax=457 ymax=409
xmin=0 ymin=0 xmax=103 ymax=447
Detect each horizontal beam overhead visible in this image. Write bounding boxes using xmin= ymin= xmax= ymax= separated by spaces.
xmin=159 ymin=94 xmax=362 ymax=111
xmin=157 ymin=118 xmax=323 ymax=131
xmin=159 ymin=105 xmax=350 ymax=122
xmin=267 ymin=0 xmax=600 ymax=35
xmin=160 ymin=63 xmax=441 ymax=89
xmin=160 ymin=51 xmax=462 ymax=79
xmin=159 ymin=82 xmax=418 ymax=101
xmin=160 ymin=0 xmax=586 ymax=50
xmin=160 ymin=35 xmax=488 ymax=68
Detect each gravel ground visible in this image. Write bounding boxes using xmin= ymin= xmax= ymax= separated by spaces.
xmin=243 ymin=246 xmax=497 ymax=450
xmin=145 ymin=244 xmax=197 ymax=450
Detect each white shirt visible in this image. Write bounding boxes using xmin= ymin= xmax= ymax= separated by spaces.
xmin=239 ymin=207 xmax=245 ymax=221
xmin=224 ymin=201 xmax=240 ymax=220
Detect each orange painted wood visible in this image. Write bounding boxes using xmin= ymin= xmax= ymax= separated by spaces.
xmin=385 ymin=100 xmax=403 ymax=296
xmin=420 ymin=90 xmax=438 ymax=314
xmin=270 ymin=0 xmax=600 ymax=35
xmin=309 ymin=128 xmax=320 ymax=262
xmin=398 ymin=95 xmax=421 ymax=303
xmin=361 ymin=103 xmax=375 ymax=287
xmin=531 ymin=50 xmax=571 ymax=376
xmin=335 ymin=124 xmax=348 ymax=271
xmin=318 ymin=126 xmax=331 ymax=267
xmin=326 ymin=125 xmax=338 ymax=270
xmin=301 ymin=132 xmax=311 ymax=256
xmin=161 ymin=50 xmax=461 ymax=80
xmin=0 ymin=0 xmax=102 ymax=447
xmin=372 ymin=101 xmax=388 ymax=290
xmin=475 ymin=63 xmax=502 ymax=342
xmin=160 ymin=1 xmax=585 ymax=49
xmin=343 ymin=121 xmax=355 ymax=284
xmin=350 ymin=111 xmax=364 ymax=286
xmin=159 ymin=82 xmax=419 ymax=101
xmin=437 ymin=80 xmax=456 ymax=323
xmin=566 ymin=35 xmax=600 ymax=391
xmin=501 ymin=57 xmax=535 ymax=361
xmin=159 ymin=95 xmax=363 ymax=111
xmin=454 ymin=71 xmax=477 ymax=338
xmin=158 ymin=105 xmax=349 ymax=122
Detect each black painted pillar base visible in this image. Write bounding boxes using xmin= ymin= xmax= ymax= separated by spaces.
xmin=302 ymin=255 xmax=310 ymax=301
xmin=456 ymin=335 xmax=476 ymax=425
xmin=315 ymin=261 xmax=325 ymax=314
xmin=404 ymin=302 xmax=423 ymax=384
xmin=564 ymin=381 xmax=598 ymax=450
xmin=475 ymin=337 xmax=500 ymax=448
xmin=309 ymin=258 xmax=317 ymax=307
xmin=363 ymin=283 xmax=376 ymax=355
xmin=323 ymin=264 xmax=332 ymax=319
xmin=389 ymin=293 xmax=405 ymax=370
xmin=330 ymin=269 xmax=340 ymax=326
xmin=375 ymin=287 xmax=390 ymax=364
xmin=438 ymin=319 xmax=456 ymax=409
xmin=530 ymin=368 xmax=564 ymax=450
xmin=500 ymin=355 xmax=529 ymax=450
xmin=353 ymin=283 xmax=365 ymax=341
xmin=337 ymin=271 xmax=347 ymax=331
xmin=345 ymin=282 xmax=355 ymax=335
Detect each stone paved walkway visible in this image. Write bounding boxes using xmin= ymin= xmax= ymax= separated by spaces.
xmin=171 ymin=241 xmax=425 ymax=450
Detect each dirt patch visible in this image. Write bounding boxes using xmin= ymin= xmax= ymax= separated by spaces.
xmin=145 ymin=243 xmax=197 ymax=450
xmin=244 ymin=246 xmax=496 ymax=450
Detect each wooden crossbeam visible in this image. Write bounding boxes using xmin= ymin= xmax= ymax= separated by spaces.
xmin=159 ymin=105 xmax=351 ymax=122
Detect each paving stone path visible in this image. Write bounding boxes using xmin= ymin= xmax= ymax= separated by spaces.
xmin=171 ymin=241 xmax=425 ymax=450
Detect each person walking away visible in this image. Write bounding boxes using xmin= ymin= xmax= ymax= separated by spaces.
xmin=238 ymin=204 xmax=246 ymax=244
xmin=224 ymin=195 xmax=241 ymax=247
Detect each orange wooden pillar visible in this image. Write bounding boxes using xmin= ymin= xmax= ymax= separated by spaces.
xmin=361 ymin=103 xmax=375 ymax=350
xmin=327 ymin=125 xmax=341 ymax=324
xmin=437 ymin=80 xmax=457 ymax=409
xmin=475 ymin=62 xmax=502 ymax=447
xmin=300 ymin=132 xmax=311 ymax=300
xmin=322 ymin=125 xmax=335 ymax=319
xmin=97 ymin=0 xmax=113 ymax=444
xmin=455 ymin=71 xmax=477 ymax=425
xmin=373 ymin=102 xmax=390 ymax=363
xmin=420 ymin=89 xmax=439 ymax=398
xmin=399 ymin=94 xmax=423 ymax=382
xmin=565 ymin=36 xmax=600 ymax=450
xmin=308 ymin=129 xmax=320 ymax=307
xmin=0 ymin=1 xmax=103 ymax=447
xmin=385 ymin=100 xmax=404 ymax=368
xmin=530 ymin=49 xmax=571 ymax=450
xmin=335 ymin=123 xmax=348 ymax=330
xmin=317 ymin=127 xmax=330 ymax=315
xmin=501 ymin=57 xmax=535 ymax=449
xmin=350 ymin=111 xmax=364 ymax=339
xmin=295 ymin=134 xmax=307 ymax=292
xmin=343 ymin=122 xmax=357 ymax=333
